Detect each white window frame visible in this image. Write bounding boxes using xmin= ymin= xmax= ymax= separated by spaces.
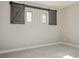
xmin=42 ymin=13 xmax=47 ymax=24
xmin=25 ymin=11 xmax=33 ymax=23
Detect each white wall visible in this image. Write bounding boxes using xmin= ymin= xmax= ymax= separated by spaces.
xmin=60 ymin=3 xmax=79 ymax=45
xmin=1 ymin=1 xmax=79 ymax=53
xmin=0 ymin=1 xmax=61 ymax=51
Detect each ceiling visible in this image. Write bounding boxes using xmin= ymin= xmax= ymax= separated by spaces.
xmin=15 ymin=1 xmax=79 ymax=10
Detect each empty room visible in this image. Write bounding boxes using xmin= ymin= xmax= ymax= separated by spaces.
xmin=0 ymin=0 xmax=79 ymax=58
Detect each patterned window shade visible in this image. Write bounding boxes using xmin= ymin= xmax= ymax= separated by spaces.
xmin=48 ymin=10 xmax=57 ymax=25
xmin=10 ymin=3 xmax=25 ymax=24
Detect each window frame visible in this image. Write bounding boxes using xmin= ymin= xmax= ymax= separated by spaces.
xmin=25 ymin=11 xmax=33 ymax=23
xmin=42 ymin=13 xmax=47 ymax=24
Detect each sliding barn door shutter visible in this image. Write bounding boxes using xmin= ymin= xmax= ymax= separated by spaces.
xmin=10 ymin=3 xmax=25 ymax=24
xmin=48 ymin=10 xmax=57 ymax=25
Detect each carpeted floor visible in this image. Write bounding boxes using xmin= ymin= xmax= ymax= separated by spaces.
xmin=0 ymin=44 xmax=79 ymax=58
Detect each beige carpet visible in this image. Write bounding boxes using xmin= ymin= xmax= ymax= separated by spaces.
xmin=0 ymin=44 xmax=79 ymax=58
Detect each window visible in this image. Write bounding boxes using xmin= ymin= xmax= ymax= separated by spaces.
xmin=10 ymin=3 xmax=25 ymax=24
xmin=42 ymin=13 xmax=47 ymax=24
xmin=26 ymin=11 xmax=32 ymax=23
xmin=49 ymin=10 xmax=57 ymax=25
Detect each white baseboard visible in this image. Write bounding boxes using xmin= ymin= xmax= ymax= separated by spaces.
xmin=61 ymin=42 xmax=79 ymax=48
xmin=0 ymin=42 xmax=61 ymax=54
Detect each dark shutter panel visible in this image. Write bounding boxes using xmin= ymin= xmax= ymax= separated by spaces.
xmin=10 ymin=3 xmax=25 ymax=24
xmin=48 ymin=10 xmax=57 ymax=25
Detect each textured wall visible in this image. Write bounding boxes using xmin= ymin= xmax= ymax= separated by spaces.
xmin=61 ymin=3 xmax=79 ymax=45
xmin=0 ymin=1 xmax=61 ymax=51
